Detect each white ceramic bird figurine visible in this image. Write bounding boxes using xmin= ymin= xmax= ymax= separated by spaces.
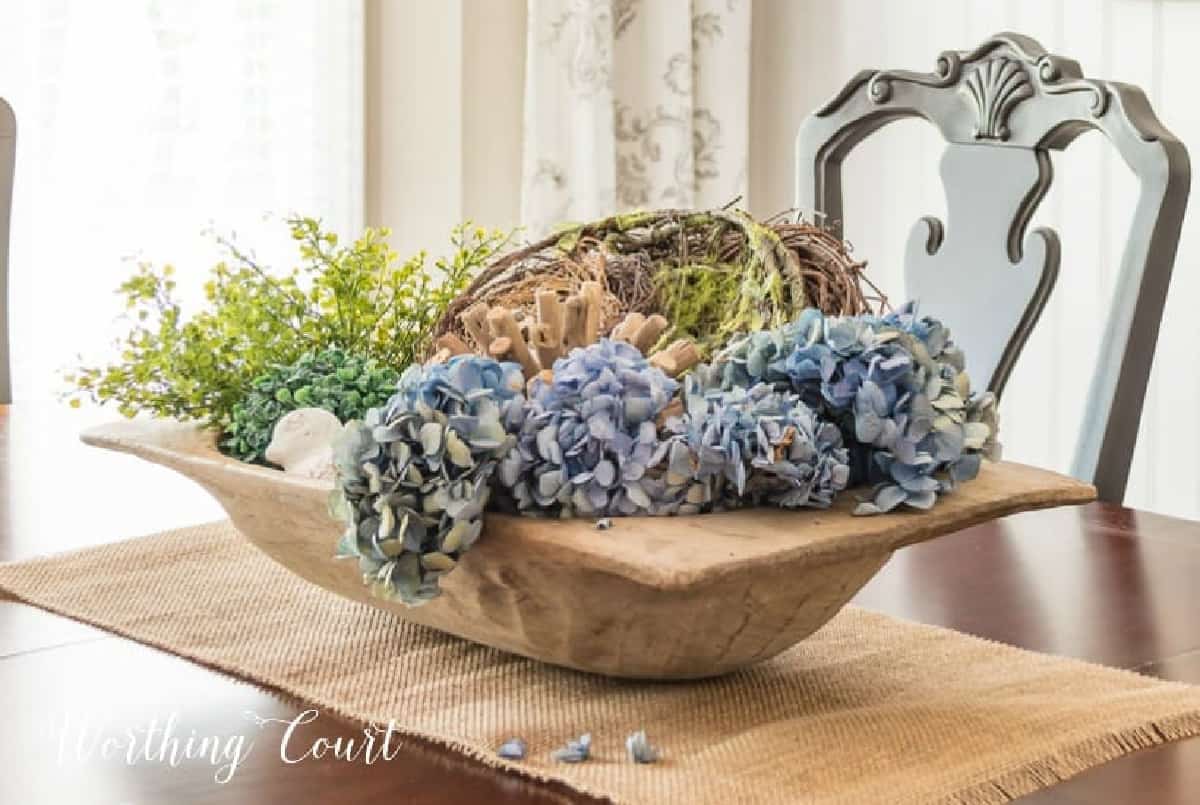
xmin=264 ymin=408 xmax=343 ymax=481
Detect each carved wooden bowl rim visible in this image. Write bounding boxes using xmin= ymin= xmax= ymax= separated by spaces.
xmin=81 ymin=418 xmax=1098 ymax=592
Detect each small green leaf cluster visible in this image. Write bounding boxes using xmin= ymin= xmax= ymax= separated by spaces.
xmin=222 ymin=349 xmax=400 ymax=463
xmin=67 ymin=217 xmax=514 ymax=448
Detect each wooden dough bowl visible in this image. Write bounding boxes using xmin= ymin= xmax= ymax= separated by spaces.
xmin=83 ymin=419 xmax=1096 ymax=680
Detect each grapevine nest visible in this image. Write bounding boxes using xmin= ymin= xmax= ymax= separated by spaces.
xmin=432 ymin=207 xmax=885 ymax=357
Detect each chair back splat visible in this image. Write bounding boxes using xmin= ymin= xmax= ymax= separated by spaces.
xmin=796 ymin=33 xmax=1190 ymax=501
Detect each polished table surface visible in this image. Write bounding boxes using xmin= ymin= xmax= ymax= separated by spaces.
xmin=1 ymin=406 xmax=1198 ymax=804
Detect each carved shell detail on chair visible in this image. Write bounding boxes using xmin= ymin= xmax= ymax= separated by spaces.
xmin=961 ymin=58 xmax=1034 ymax=141
xmin=833 ymin=34 xmax=1113 ymax=131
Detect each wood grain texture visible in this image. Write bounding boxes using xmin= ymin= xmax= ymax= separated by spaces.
xmin=80 ymin=418 xmax=1096 ymax=679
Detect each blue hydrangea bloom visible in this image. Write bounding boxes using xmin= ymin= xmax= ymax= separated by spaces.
xmin=696 ymin=302 xmax=1000 ymax=515
xmin=494 ymin=339 xmax=679 ymax=517
xmin=330 ymin=355 xmax=526 ymax=605
xmin=651 ymin=378 xmax=851 ymax=513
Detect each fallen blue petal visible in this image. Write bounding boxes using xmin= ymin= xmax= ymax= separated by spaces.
xmin=551 ymin=733 xmax=592 ymax=763
xmin=625 ymin=730 xmax=659 ymax=764
xmin=497 ymin=738 xmax=526 ymax=760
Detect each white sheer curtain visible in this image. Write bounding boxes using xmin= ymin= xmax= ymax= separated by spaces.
xmin=0 ymin=0 xmax=364 ymax=402
xmin=522 ymin=0 xmax=750 ymax=238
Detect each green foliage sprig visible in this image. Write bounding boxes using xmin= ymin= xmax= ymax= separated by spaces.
xmin=222 ymin=348 xmax=399 ymax=463
xmin=67 ymin=217 xmax=514 ymax=432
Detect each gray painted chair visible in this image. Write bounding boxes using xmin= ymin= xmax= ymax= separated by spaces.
xmin=795 ymin=32 xmax=1190 ymax=503
xmin=0 ymin=98 xmax=13 ymax=404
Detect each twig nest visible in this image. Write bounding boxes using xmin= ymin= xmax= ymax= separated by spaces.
xmin=430 ymin=207 xmax=880 ymax=357
xmin=265 ymin=408 xmax=343 ymax=480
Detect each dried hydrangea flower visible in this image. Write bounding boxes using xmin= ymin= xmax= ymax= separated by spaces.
xmin=330 ymin=356 xmax=525 ymax=605
xmin=550 ymin=733 xmax=592 ymax=763
xmin=625 ymin=730 xmax=659 ymax=764
xmin=651 ymin=378 xmax=851 ymax=513
xmin=494 ymin=339 xmax=680 ymax=517
xmin=698 ymin=303 xmax=999 ymax=515
xmin=497 ymin=738 xmax=526 ymax=760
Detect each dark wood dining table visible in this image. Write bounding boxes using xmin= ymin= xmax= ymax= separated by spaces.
xmin=1 ymin=405 xmax=1198 ymax=804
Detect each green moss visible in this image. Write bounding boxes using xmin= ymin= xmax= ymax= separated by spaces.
xmin=652 ymin=261 xmax=744 ymax=351
xmin=647 ymin=212 xmax=806 ymax=354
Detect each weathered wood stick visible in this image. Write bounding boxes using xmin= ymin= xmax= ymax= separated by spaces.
xmin=512 ymin=310 xmax=533 ymax=343
xmin=563 ymin=295 xmax=587 ymax=350
xmin=580 ymin=282 xmax=603 ymax=345
xmin=487 ymin=336 xmax=514 ymax=362
xmin=461 ymin=303 xmax=490 ymax=350
xmin=672 ymin=340 xmax=701 ymax=372
xmin=535 ymin=290 xmax=565 ymax=363
xmin=667 ymin=339 xmax=701 ymax=375
xmin=487 ymin=306 xmax=540 ymax=378
xmin=649 ymin=339 xmax=700 ymax=377
xmin=611 ymin=312 xmax=646 ymax=343
xmin=427 ymin=347 xmax=453 ymax=366
xmin=535 ymin=290 xmax=561 ymax=331
xmin=631 ymin=314 xmax=668 ymax=353
xmin=531 ymin=323 xmax=560 ymax=371
xmin=648 ymin=352 xmax=677 ymax=376
xmin=435 ymin=333 xmax=472 ymax=356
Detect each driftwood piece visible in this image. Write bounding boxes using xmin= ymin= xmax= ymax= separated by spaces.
xmin=611 ymin=312 xmax=646 ymax=343
xmin=452 ymin=286 xmax=681 ymax=377
xmin=649 ymin=338 xmax=701 ymax=377
xmin=531 ymin=324 xmax=559 ymax=371
xmin=563 ymin=295 xmax=587 ymax=350
xmin=461 ymin=303 xmax=490 ymax=351
xmin=427 ymin=347 xmax=454 ymax=366
xmin=536 ymin=291 xmax=564 ymax=335
xmin=487 ymin=336 xmax=514 ymax=362
xmin=534 ymin=290 xmax=565 ymax=367
xmin=487 ymin=307 xmax=540 ymax=378
xmin=580 ymin=281 xmax=603 ymax=345
xmin=632 ymin=314 xmax=669 ymax=353
xmin=436 ymin=333 xmax=472 ymax=357
xmin=649 ymin=354 xmax=676 ymax=376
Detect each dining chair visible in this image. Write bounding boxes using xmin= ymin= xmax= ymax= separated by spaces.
xmin=0 ymin=97 xmax=13 ymax=404
xmin=795 ymin=32 xmax=1190 ymax=503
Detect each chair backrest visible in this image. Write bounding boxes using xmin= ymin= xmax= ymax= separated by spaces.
xmin=795 ymin=32 xmax=1190 ymax=503
xmin=0 ymin=98 xmax=13 ymax=404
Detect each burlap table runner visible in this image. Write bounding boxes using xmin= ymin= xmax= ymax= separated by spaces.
xmin=2 ymin=521 xmax=1198 ymax=804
